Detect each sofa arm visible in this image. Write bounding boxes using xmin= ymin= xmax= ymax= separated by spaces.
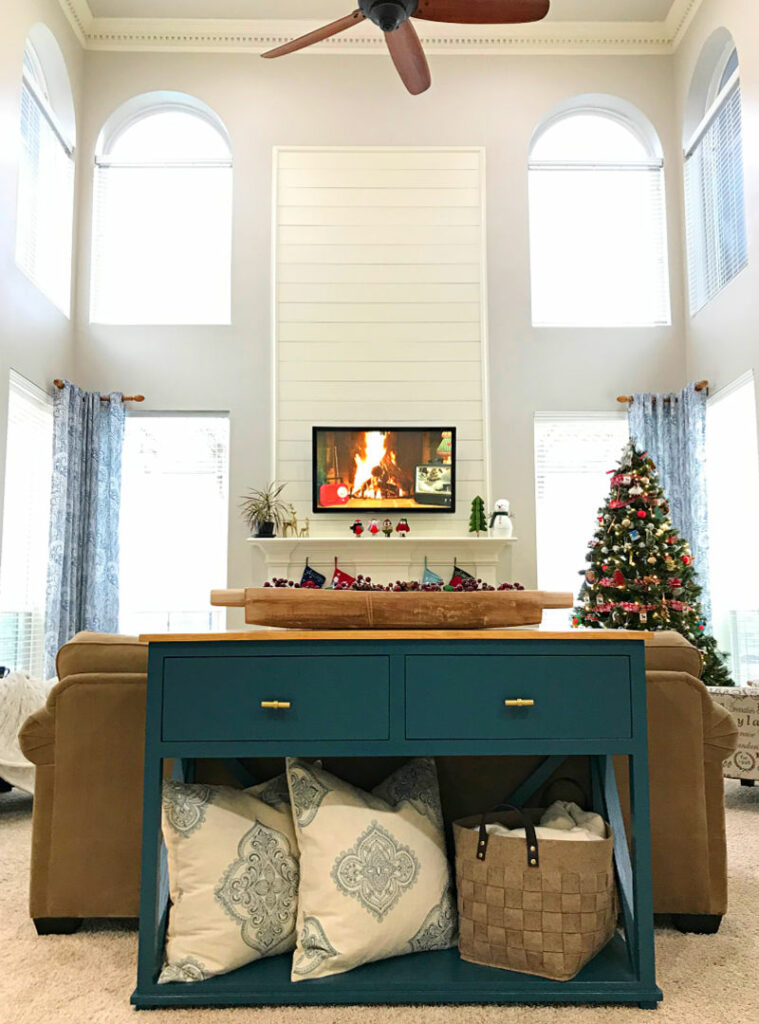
xmin=18 ymin=671 xmax=148 ymax=768
xmin=702 ymin=697 xmax=738 ymax=763
xmin=18 ymin=706 xmax=56 ymax=766
xmin=646 ymin=668 xmax=739 ymax=760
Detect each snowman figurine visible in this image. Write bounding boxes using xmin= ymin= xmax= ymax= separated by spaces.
xmin=489 ymin=498 xmax=513 ymax=539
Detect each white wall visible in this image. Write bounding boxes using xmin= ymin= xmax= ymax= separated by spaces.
xmin=274 ymin=146 xmax=488 ymax=535
xmin=0 ymin=0 xmax=83 ymax=549
xmin=675 ymin=0 xmax=759 ymax=436
xmin=74 ymin=49 xmax=687 ymax=595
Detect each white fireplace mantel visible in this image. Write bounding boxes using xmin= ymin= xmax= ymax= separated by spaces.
xmin=246 ymin=536 xmax=517 ymax=587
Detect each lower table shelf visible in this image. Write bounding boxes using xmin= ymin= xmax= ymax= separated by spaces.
xmin=131 ymin=939 xmax=663 ymax=1009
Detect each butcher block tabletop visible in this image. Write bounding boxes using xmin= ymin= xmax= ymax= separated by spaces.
xmin=139 ymin=628 xmax=650 ymax=643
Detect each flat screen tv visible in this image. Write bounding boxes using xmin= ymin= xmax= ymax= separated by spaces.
xmin=312 ymin=427 xmax=456 ymax=513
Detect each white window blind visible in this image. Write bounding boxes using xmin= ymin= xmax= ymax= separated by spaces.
xmin=90 ymin=109 xmax=232 ymax=325
xmin=534 ymin=414 xmax=629 ymax=617
xmin=0 ymin=372 xmax=54 ymax=677
xmin=685 ymin=75 xmax=748 ymax=315
xmin=529 ymin=113 xmax=670 ymax=327
xmin=706 ymin=373 xmax=759 ymax=684
xmin=119 ymin=415 xmax=230 ymax=636
xmin=15 ymin=72 xmax=75 ymax=316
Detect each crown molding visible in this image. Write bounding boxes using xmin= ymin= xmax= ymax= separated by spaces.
xmin=665 ymin=0 xmax=704 ymax=49
xmin=58 ymin=1 xmax=704 ymax=55
xmin=58 ymin=0 xmax=94 ymax=46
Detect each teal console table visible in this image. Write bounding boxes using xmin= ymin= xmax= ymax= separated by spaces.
xmin=132 ymin=629 xmax=662 ymax=1010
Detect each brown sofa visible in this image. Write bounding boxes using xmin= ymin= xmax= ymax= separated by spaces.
xmin=18 ymin=630 xmax=737 ymax=935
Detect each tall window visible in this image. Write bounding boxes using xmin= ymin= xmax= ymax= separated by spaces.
xmin=534 ymin=413 xmax=629 ymax=622
xmin=119 ymin=415 xmax=230 ymax=635
xmin=0 ymin=372 xmax=54 ymax=677
xmin=706 ymin=373 xmax=759 ymax=684
xmin=529 ymin=104 xmax=670 ymax=327
xmin=685 ymin=42 xmax=747 ymax=314
xmin=15 ymin=32 xmax=75 ymax=316
xmin=91 ymin=96 xmax=232 ymax=325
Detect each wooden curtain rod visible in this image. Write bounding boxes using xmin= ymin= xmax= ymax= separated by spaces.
xmin=54 ymin=380 xmax=145 ymax=403
xmin=617 ymin=380 xmax=709 ymax=405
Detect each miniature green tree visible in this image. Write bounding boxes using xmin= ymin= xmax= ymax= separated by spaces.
xmin=469 ymin=495 xmax=487 ymax=536
xmin=573 ymin=441 xmax=732 ymax=686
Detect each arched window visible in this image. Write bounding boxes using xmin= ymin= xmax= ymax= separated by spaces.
xmin=16 ymin=26 xmax=76 ymax=316
xmin=528 ymin=99 xmax=670 ymax=327
xmin=90 ymin=94 xmax=232 ymax=325
xmin=684 ymin=32 xmax=747 ymax=315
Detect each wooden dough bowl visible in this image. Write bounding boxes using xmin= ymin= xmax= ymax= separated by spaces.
xmin=210 ymin=588 xmax=573 ymax=631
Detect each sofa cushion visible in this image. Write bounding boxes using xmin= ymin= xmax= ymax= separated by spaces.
xmin=56 ymin=632 xmax=147 ymax=679
xmin=644 ymin=631 xmax=702 ymax=678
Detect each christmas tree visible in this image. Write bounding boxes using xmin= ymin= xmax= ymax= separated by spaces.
xmin=469 ymin=495 xmax=487 ymax=536
xmin=573 ymin=441 xmax=732 ymax=686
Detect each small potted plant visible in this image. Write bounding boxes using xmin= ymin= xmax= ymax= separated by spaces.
xmin=241 ymin=482 xmax=289 ymax=538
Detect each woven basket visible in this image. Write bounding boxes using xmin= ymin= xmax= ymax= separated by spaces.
xmin=453 ymin=805 xmax=618 ymax=982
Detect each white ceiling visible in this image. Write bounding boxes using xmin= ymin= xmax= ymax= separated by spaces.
xmin=86 ymin=1 xmax=679 ymax=23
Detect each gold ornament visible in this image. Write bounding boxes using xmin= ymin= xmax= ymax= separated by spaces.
xmin=647 ymin=557 xmax=656 ymax=565
xmin=622 ymin=518 xmax=631 ymax=528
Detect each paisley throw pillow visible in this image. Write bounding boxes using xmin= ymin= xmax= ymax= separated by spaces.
xmin=286 ymin=757 xmax=456 ymax=982
xmin=159 ymin=775 xmax=298 ymax=983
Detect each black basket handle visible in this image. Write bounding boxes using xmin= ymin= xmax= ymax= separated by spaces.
xmin=477 ymin=803 xmax=540 ymax=868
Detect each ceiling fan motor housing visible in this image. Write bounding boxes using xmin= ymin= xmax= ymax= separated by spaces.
xmin=358 ymin=0 xmax=419 ymax=33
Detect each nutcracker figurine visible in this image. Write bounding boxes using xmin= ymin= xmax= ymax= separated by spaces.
xmin=382 ymin=518 xmax=393 ymax=538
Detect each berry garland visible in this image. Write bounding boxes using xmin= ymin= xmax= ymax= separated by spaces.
xmin=264 ymin=574 xmax=525 ymax=593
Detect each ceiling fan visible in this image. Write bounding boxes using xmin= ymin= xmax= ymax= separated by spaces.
xmin=262 ymin=1 xmax=551 ymax=96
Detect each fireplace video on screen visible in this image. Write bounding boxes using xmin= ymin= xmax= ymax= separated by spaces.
xmin=312 ymin=427 xmax=456 ymax=513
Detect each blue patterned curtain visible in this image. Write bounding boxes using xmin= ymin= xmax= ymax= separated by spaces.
xmin=44 ymin=382 xmax=125 ymax=675
xmin=628 ymin=384 xmax=711 ymax=625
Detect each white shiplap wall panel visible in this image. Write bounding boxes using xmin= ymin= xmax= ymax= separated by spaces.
xmin=274 ymin=147 xmax=489 ymax=534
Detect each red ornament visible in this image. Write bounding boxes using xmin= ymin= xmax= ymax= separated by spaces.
xmin=612 ymin=570 xmax=626 ymax=587
xmin=636 ymin=510 xmax=647 ymax=519
xmin=682 ymin=555 xmax=692 ymax=565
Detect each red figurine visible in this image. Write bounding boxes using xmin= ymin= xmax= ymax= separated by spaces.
xmin=368 ymin=519 xmax=380 ymax=537
xmin=350 ymin=519 xmax=364 ymax=537
xmin=395 ymin=518 xmax=410 ymax=538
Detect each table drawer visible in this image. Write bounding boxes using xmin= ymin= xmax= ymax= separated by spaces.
xmin=162 ymin=656 xmax=390 ymax=742
xmin=405 ymin=655 xmax=631 ymax=740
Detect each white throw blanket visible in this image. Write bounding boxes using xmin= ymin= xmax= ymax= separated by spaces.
xmin=475 ymin=800 xmax=607 ymax=842
xmin=0 ymin=671 xmax=56 ymax=794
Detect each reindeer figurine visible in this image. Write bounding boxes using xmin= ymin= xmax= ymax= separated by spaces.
xmin=282 ymin=504 xmax=299 ymax=538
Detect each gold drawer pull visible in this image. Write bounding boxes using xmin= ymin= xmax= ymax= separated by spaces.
xmin=504 ymin=699 xmax=535 ymax=708
xmin=261 ymin=700 xmax=291 ymax=710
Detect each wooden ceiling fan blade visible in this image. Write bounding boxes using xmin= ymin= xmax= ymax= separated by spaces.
xmin=385 ymin=20 xmax=431 ymax=96
xmin=262 ymin=10 xmax=366 ymax=59
xmin=413 ymin=0 xmax=550 ymax=24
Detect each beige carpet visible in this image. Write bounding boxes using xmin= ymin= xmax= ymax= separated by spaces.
xmin=1 ymin=783 xmax=757 ymax=1024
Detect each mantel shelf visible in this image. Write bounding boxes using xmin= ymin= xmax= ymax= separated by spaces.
xmin=247 ymin=537 xmax=517 ymax=546
xmin=246 ymin=536 xmax=517 ymax=587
